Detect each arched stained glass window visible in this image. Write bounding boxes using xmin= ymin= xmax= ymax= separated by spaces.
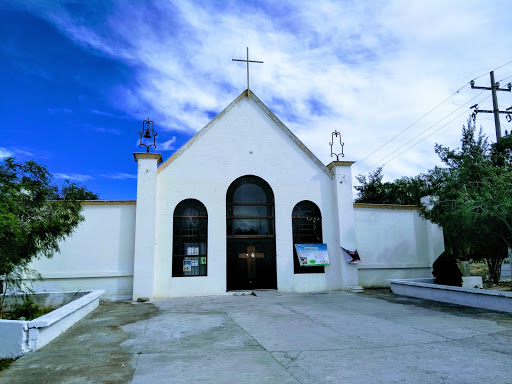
xmin=292 ymin=200 xmax=324 ymax=274
xmin=172 ymin=199 xmax=208 ymax=277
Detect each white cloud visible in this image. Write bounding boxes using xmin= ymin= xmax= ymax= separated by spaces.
xmin=0 ymin=147 xmax=14 ymax=159
xmin=0 ymin=147 xmax=34 ymax=159
xmin=54 ymin=173 xmax=93 ymax=182
xmin=160 ymin=137 xmax=177 ymax=151
xmin=90 ymin=109 xmax=128 ymax=119
xmin=100 ymin=173 xmax=137 ymax=180
xmin=27 ymin=0 xmax=512 ymax=187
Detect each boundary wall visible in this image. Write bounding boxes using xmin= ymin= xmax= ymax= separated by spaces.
xmin=29 ymin=202 xmax=136 ymax=300
xmin=353 ymin=204 xmax=444 ymax=287
xmin=22 ymin=201 xmax=445 ymax=298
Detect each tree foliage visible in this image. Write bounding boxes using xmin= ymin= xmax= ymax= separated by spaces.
xmin=355 ymin=119 xmax=512 ymax=284
xmin=422 ymin=121 xmax=512 ymax=283
xmin=0 ymin=157 xmax=97 ymax=317
xmin=354 ymin=167 xmax=445 ymax=206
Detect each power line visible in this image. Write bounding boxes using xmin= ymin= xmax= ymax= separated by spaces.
xmin=470 ymin=71 xmax=512 ymax=141
xmin=472 ymin=59 xmax=512 ymax=82
xmin=356 ymin=91 xmax=487 ymax=175
xmin=353 ymin=59 xmax=512 ymax=170
xmin=353 ymin=83 xmax=470 ymax=170
xmin=380 ymin=94 xmax=492 ymax=168
xmin=497 ymin=74 xmax=512 ymax=83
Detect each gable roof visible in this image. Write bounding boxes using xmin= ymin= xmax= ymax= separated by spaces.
xmin=157 ymin=89 xmax=333 ymax=178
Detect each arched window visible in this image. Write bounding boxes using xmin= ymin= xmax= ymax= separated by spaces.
xmin=292 ymin=201 xmax=324 ymax=274
xmin=226 ymin=175 xmax=275 ymax=237
xmin=172 ymin=199 xmax=208 ymax=277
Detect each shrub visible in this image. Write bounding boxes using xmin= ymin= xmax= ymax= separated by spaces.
xmin=432 ymin=252 xmax=462 ymax=287
xmin=8 ymin=299 xmax=53 ymax=321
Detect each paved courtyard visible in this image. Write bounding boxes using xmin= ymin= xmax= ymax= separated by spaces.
xmin=1 ymin=290 xmax=511 ymax=384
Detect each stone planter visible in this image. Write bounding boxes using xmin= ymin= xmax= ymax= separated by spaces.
xmin=389 ymin=278 xmax=511 ymax=313
xmin=0 ymin=290 xmax=104 ymax=358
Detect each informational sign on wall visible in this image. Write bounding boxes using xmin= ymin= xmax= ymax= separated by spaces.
xmin=186 ymin=246 xmax=200 ymax=256
xmin=295 ymin=244 xmax=329 ymax=266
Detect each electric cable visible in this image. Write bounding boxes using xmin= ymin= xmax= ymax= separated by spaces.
xmin=354 ymin=60 xmax=512 ymax=171
xmin=357 ymin=91 xmax=487 ymax=175
xmin=353 ymin=83 xmax=470 ymax=170
xmin=378 ymin=94 xmax=492 ymax=169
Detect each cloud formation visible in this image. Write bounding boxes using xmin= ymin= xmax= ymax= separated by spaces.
xmin=54 ymin=173 xmax=93 ymax=182
xmin=0 ymin=147 xmax=14 ymax=159
xmin=100 ymin=173 xmax=137 ymax=180
xmin=21 ymin=0 xmax=512 ymax=185
xmin=0 ymin=147 xmax=34 ymax=159
xmin=160 ymin=137 xmax=177 ymax=151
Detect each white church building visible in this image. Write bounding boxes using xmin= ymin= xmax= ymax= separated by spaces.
xmin=31 ymin=90 xmax=445 ymax=300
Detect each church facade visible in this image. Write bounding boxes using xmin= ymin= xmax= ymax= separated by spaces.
xmin=31 ymin=90 xmax=444 ymax=300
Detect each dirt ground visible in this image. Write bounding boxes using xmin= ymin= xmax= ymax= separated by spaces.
xmin=469 ymin=260 xmax=511 ymax=291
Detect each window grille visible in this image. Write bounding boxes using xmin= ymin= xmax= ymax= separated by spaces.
xmin=172 ymin=199 xmax=208 ymax=277
xmin=292 ymin=200 xmax=324 ymax=274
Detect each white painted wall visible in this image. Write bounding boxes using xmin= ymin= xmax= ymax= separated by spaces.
xmin=330 ymin=163 xmax=359 ymax=290
xmin=154 ymin=95 xmax=342 ymax=297
xmin=132 ymin=154 xmax=160 ymax=300
xmin=29 ymin=203 xmax=136 ymax=300
xmin=353 ymin=205 xmax=445 ymax=287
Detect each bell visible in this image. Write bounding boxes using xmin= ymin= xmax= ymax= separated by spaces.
xmin=143 ymin=128 xmax=152 ymax=139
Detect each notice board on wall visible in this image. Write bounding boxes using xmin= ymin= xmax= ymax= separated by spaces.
xmin=295 ymin=244 xmax=329 ymax=266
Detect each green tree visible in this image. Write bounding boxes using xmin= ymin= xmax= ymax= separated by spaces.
xmin=422 ymin=120 xmax=512 ymax=283
xmin=355 ymin=167 xmax=445 ymax=206
xmin=0 ymin=157 xmax=97 ymax=317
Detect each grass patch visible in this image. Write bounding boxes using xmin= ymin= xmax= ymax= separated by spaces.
xmin=469 ymin=260 xmax=488 ymax=277
xmin=2 ymin=300 xmax=54 ymax=321
xmin=0 ymin=358 xmax=15 ymax=372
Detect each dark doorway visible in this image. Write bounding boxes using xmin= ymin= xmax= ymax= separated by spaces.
xmin=226 ymin=175 xmax=277 ymax=291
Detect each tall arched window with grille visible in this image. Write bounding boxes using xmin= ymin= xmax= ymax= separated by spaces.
xmin=172 ymin=199 xmax=208 ymax=277
xmin=292 ymin=200 xmax=324 ymax=274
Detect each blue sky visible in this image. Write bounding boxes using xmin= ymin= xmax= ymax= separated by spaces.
xmin=1 ymin=1 xmax=512 ymax=200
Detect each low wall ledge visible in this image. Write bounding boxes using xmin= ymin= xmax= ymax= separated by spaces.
xmin=29 ymin=290 xmax=104 ymax=328
xmin=389 ymin=278 xmax=512 ymax=298
xmin=353 ymin=203 xmax=422 ymax=210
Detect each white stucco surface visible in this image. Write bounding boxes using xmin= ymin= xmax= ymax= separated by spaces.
xmin=132 ymin=154 xmax=160 ymax=301
xmin=30 ymin=204 xmax=135 ymax=300
xmin=354 ymin=205 xmax=445 ymax=287
xmin=154 ymin=94 xmax=340 ymax=297
xmin=0 ymin=290 xmax=103 ymax=358
xmin=0 ymin=320 xmax=29 ymax=358
xmin=331 ymin=163 xmax=359 ymax=289
xmin=18 ymin=92 xmax=446 ymax=299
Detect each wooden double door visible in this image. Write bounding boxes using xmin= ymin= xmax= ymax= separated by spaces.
xmin=226 ymin=175 xmax=277 ymax=291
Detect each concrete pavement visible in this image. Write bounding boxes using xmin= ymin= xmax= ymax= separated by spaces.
xmin=0 ymin=290 xmax=511 ymax=384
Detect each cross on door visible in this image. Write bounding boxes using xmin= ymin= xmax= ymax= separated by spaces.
xmin=238 ymin=246 xmax=264 ymax=283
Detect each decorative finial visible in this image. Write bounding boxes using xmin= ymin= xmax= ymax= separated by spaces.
xmin=329 ymin=130 xmax=344 ymax=160
xmin=139 ymin=118 xmax=157 ymax=153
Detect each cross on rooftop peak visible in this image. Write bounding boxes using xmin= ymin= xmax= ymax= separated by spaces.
xmin=232 ymin=47 xmax=263 ymax=99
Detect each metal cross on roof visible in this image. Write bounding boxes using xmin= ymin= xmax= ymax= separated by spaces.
xmin=232 ymin=47 xmax=263 ymax=99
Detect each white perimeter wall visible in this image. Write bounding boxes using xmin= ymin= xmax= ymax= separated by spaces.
xmin=154 ymin=96 xmax=341 ymax=297
xmin=29 ymin=203 xmax=136 ymax=300
xmin=353 ymin=204 xmax=445 ymax=287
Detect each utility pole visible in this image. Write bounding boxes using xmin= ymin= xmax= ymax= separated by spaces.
xmin=470 ymin=71 xmax=512 ymax=142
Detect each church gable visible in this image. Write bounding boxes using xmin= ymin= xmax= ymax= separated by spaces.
xmin=157 ymin=90 xmax=332 ymax=179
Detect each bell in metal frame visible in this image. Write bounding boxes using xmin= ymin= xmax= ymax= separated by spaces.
xmin=139 ymin=118 xmax=157 ymax=153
